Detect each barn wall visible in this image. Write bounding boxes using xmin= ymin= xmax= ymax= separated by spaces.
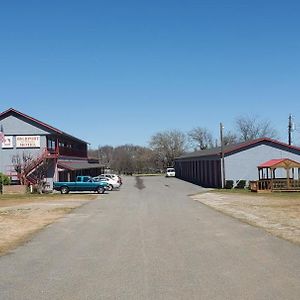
xmin=175 ymin=157 xmax=221 ymax=188
xmin=225 ymin=144 xmax=300 ymax=182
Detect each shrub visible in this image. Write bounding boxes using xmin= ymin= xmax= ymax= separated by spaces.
xmin=0 ymin=173 xmax=11 ymax=185
xmin=225 ymin=180 xmax=234 ymax=189
xmin=236 ymin=180 xmax=246 ymax=189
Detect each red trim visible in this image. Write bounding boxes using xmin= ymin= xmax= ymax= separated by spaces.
xmin=58 ymin=155 xmax=88 ymax=160
xmin=57 ymin=162 xmax=76 ymax=171
xmin=258 ymin=158 xmax=300 ymax=168
xmin=224 ymin=138 xmax=300 ymax=156
xmin=0 ymin=108 xmax=63 ymax=134
xmin=258 ymin=159 xmax=287 ymax=168
xmin=0 ymin=108 xmax=88 ymax=144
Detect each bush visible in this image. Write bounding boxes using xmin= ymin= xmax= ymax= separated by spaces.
xmin=236 ymin=180 xmax=246 ymax=189
xmin=225 ymin=180 xmax=234 ymax=189
xmin=0 ymin=173 xmax=11 ymax=185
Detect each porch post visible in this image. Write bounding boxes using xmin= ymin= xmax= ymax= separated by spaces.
xmin=286 ymin=168 xmax=290 ymax=189
xmin=270 ymin=167 xmax=273 ymax=190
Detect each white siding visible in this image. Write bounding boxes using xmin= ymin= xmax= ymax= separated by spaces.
xmin=225 ymin=144 xmax=300 ymax=182
xmin=0 ymin=115 xmax=49 ymax=177
xmin=1 ymin=115 xmax=51 ymax=135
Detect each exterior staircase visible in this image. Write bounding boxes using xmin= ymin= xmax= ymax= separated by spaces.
xmin=22 ymin=148 xmax=58 ymax=185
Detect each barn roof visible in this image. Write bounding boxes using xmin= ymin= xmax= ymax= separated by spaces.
xmin=0 ymin=108 xmax=88 ymax=144
xmin=176 ymin=138 xmax=300 ymax=160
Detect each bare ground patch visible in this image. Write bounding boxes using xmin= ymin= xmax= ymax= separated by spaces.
xmin=192 ymin=192 xmax=300 ymax=245
xmin=0 ymin=194 xmax=97 ymax=255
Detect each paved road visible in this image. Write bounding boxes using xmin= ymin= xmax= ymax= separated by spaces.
xmin=0 ymin=177 xmax=300 ymax=300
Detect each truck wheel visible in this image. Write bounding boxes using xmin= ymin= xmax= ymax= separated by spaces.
xmin=61 ymin=186 xmax=69 ymax=194
xmin=97 ymin=186 xmax=105 ymax=194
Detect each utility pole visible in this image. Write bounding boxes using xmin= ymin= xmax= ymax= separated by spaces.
xmin=288 ymin=114 xmax=292 ymax=146
xmin=220 ymin=123 xmax=225 ymax=188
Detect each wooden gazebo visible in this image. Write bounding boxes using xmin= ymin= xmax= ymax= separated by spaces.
xmin=250 ymin=158 xmax=300 ymax=192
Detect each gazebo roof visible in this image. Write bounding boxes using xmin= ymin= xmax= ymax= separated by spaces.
xmin=258 ymin=158 xmax=300 ymax=169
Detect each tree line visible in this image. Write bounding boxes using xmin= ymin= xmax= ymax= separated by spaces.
xmin=89 ymin=116 xmax=278 ymax=174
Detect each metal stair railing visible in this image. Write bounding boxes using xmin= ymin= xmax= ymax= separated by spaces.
xmin=22 ymin=148 xmax=58 ymax=184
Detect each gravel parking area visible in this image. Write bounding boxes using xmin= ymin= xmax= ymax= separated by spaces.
xmin=192 ymin=191 xmax=300 ymax=245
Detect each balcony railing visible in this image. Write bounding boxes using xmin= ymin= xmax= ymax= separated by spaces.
xmin=57 ymin=147 xmax=87 ymax=158
xmin=250 ymin=179 xmax=300 ymax=192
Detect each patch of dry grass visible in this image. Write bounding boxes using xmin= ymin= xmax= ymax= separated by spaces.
xmin=0 ymin=193 xmax=96 ymax=208
xmin=192 ymin=192 xmax=300 ymax=245
xmin=0 ymin=194 xmax=97 ymax=255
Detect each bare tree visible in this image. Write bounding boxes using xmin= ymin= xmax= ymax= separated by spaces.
xmin=223 ymin=131 xmax=238 ymax=146
xmin=149 ymin=130 xmax=187 ymax=168
xmin=89 ymin=144 xmax=160 ymax=174
xmin=12 ymin=152 xmax=33 ymax=184
xmin=235 ymin=116 xmax=278 ymax=141
xmin=111 ymin=145 xmax=134 ymax=174
xmin=97 ymin=145 xmax=114 ymax=166
xmin=188 ymin=127 xmax=214 ymax=150
xmin=12 ymin=152 xmax=51 ymax=193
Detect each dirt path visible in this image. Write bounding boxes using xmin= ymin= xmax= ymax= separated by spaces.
xmin=192 ymin=192 xmax=300 ymax=245
xmin=0 ymin=194 xmax=96 ymax=255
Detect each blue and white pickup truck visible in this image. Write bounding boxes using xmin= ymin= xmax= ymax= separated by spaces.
xmin=53 ymin=176 xmax=108 ymax=194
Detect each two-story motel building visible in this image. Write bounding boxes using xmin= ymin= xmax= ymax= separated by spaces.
xmin=0 ymin=108 xmax=104 ymax=189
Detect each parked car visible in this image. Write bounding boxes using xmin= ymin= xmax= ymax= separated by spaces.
xmin=93 ymin=176 xmax=121 ymax=191
xmin=100 ymin=174 xmax=123 ymax=185
xmin=166 ymin=168 xmax=176 ymax=177
xmin=53 ymin=176 xmax=108 ymax=194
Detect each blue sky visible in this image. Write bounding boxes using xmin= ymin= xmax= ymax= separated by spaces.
xmin=1 ymin=0 xmax=300 ymax=148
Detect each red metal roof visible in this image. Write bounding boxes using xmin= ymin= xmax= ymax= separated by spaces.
xmin=258 ymin=158 xmax=300 ymax=168
xmin=258 ymin=159 xmax=288 ymax=168
xmin=177 ymin=137 xmax=300 ymax=159
xmin=227 ymin=138 xmax=300 ymax=155
xmin=0 ymin=108 xmax=63 ymax=134
xmin=0 ymin=108 xmax=88 ymax=144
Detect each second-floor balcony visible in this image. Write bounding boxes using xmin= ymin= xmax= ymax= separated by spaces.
xmin=46 ymin=146 xmax=87 ymax=158
xmin=58 ymin=146 xmax=87 ymax=158
xmin=47 ymin=136 xmax=88 ymax=158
